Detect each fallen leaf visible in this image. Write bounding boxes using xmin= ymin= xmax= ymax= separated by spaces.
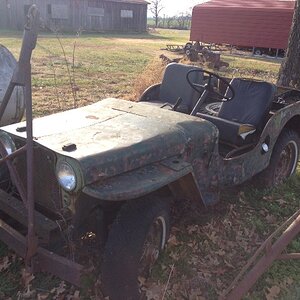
xmin=21 ymin=269 xmax=35 ymax=287
xmin=168 ymin=235 xmax=180 ymax=246
xmin=265 ymin=285 xmax=281 ymax=300
xmin=51 ymin=281 xmax=66 ymax=297
xmin=0 ymin=256 xmax=11 ymax=272
xmin=37 ymin=292 xmax=50 ymax=300
xmin=266 ymin=214 xmax=277 ymax=223
xmin=18 ymin=285 xmax=37 ymax=299
xmin=216 ymin=249 xmax=226 ymax=256
xmin=143 ymin=282 xmax=163 ymax=300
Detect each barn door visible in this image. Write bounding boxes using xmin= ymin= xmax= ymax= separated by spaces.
xmin=87 ymin=1 xmax=104 ymax=31
xmin=89 ymin=15 xmax=104 ymax=31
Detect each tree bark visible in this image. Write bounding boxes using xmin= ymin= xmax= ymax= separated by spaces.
xmin=277 ymin=0 xmax=300 ymax=88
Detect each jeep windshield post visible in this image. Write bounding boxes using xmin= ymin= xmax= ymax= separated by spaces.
xmin=0 ymin=6 xmax=83 ymax=285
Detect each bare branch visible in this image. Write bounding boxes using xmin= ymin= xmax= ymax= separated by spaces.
xmin=150 ymin=0 xmax=164 ymax=27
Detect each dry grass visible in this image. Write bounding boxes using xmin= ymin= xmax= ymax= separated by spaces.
xmin=129 ymin=58 xmax=166 ymax=101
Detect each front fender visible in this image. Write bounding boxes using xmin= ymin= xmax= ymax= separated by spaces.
xmin=82 ymin=157 xmax=196 ymax=201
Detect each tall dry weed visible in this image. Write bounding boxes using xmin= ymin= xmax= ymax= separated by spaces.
xmin=129 ymin=58 xmax=166 ymax=101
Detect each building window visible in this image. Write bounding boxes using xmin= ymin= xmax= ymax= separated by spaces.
xmin=87 ymin=7 xmax=105 ymax=17
xmin=51 ymin=4 xmax=69 ymax=19
xmin=121 ymin=10 xmax=133 ymax=18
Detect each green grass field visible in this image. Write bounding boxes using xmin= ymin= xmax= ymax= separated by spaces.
xmin=0 ymin=28 xmax=299 ymax=299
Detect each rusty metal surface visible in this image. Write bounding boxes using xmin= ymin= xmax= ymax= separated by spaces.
xmin=0 ymin=218 xmax=26 ymax=257
xmin=225 ymin=211 xmax=300 ymax=300
xmin=0 ymin=217 xmax=83 ymax=287
xmin=0 ymin=142 xmax=27 ymax=207
xmin=22 ymin=5 xmax=39 ymax=268
xmin=0 ymin=189 xmax=58 ymax=244
xmin=33 ymin=247 xmax=83 ymax=287
xmin=83 ymin=158 xmax=193 ymax=201
xmin=0 ymin=4 xmax=40 ymax=271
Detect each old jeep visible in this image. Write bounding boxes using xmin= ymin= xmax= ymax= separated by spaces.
xmin=1 ymin=6 xmax=300 ymax=300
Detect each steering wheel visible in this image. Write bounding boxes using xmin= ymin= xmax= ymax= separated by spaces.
xmin=186 ymin=69 xmax=235 ymax=116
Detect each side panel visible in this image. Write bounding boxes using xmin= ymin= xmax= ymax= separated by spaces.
xmin=219 ymin=103 xmax=300 ymax=187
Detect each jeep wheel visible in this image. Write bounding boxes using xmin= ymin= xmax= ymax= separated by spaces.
xmin=256 ymin=129 xmax=299 ymax=188
xmin=101 ymin=197 xmax=170 ymax=300
xmin=254 ymin=48 xmax=262 ymax=56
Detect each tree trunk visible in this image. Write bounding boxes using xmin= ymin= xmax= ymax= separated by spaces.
xmin=277 ymin=0 xmax=300 ymax=88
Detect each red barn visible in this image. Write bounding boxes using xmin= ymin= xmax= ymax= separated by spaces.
xmin=190 ymin=0 xmax=295 ymax=50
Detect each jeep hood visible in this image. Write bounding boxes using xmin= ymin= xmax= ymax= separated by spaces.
xmin=1 ymin=99 xmax=217 ymax=184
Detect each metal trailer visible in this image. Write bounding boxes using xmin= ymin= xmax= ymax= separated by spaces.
xmin=190 ymin=0 xmax=295 ymax=56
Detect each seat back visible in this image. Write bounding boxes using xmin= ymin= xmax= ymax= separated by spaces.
xmin=159 ymin=63 xmax=203 ymax=112
xmin=218 ymin=78 xmax=277 ymax=129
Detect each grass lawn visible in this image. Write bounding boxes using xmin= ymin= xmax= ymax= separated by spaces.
xmin=0 ymin=28 xmax=299 ymax=299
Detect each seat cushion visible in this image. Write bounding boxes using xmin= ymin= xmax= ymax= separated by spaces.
xmin=197 ymin=113 xmax=256 ymax=145
xmin=159 ymin=63 xmax=203 ymax=112
xmin=197 ymin=79 xmax=276 ymax=145
xmin=218 ymin=79 xmax=277 ymax=129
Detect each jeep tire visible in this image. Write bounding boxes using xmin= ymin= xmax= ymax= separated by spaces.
xmin=257 ymin=129 xmax=299 ymax=188
xmin=101 ymin=197 xmax=170 ymax=300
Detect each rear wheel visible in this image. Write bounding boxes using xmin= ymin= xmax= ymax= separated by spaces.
xmin=254 ymin=48 xmax=262 ymax=55
xmin=101 ymin=197 xmax=170 ymax=300
xmin=256 ymin=129 xmax=299 ymax=188
xmin=184 ymin=42 xmax=193 ymax=54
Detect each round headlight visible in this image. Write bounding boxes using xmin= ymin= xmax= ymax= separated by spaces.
xmin=56 ymin=161 xmax=77 ymax=192
xmin=0 ymin=132 xmax=16 ymax=155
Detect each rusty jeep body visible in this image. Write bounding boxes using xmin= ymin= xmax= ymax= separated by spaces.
xmin=1 ymin=6 xmax=300 ymax=300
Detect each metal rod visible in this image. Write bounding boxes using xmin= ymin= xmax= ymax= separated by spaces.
xmin=221 ymin=209 xmax=300 ymax=299
xmin=0 ymin=218 xmax=83 ymax=286
xmin=226 ymin=213 xmax=300 ymax=299
xmin=21 ymin=5 xmax=39 ymax=269
xmin=0 ymin=143 xmax=27 ymax=206
xmin=0 ymin=145 xmax=26 ymax=165
xmin=278 ymin=253 xmax=300 ymax=260
xmin=24 ymin=61 xmax=37 ymax=268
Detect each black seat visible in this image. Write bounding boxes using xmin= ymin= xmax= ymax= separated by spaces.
xmin=141 ymin=63 xmax=203 ymax=113
xmin=197 ymin=78 xmax=277 ymax=145
xmin=159 ymin=63 xmax=203 ymax=112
